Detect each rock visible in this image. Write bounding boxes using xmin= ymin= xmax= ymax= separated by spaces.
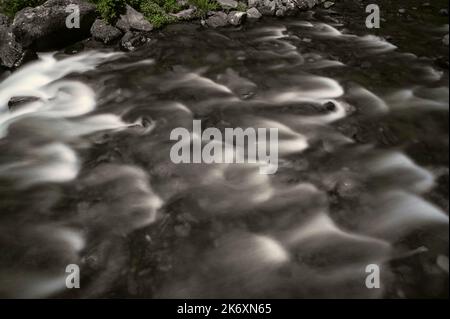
xmin=169 ymin=8 xmax=197 ymax=20
xmin=248 ymin=0 xmax=301 ymax=16
xmin=324 ymin=101 xmax=336 ymax=111
xmin=248 ymin=0 xmax=276 ymax=15
xmin=90 ymin=19 xmax=122 ymax=44
xmin=398 ymin=8 xmax=406 ymax=14
xmin=227 ymin=11 xmax=247 ymax=26
xmin=0 ymin=13 xmax=10 ymax=27
xmin=443 ymin=34 xmax=449 ymax=46
xmin=12 ymin=0 xmax=96 ymax=51
xmin=246 ymin=7 xmax=262 ymax=19
xmin=1 ymin=24 xmax=36 ymax=69
xmin=293 ymin=0 xmax=320 ymax=10
xmin=323 ymin=1 xmax=334 ymax=9
xmin=120 ymin=31 xmax=150 ymax=51
xmin=205 ymin=11 xmax=229 ymax=28
xmin=116 ymin=4 xmax=153 ymax=33
xmin=217 ymin=0 xmax=238 ymax=9
xmin=8 ymin=96 xmax=40 ymax=110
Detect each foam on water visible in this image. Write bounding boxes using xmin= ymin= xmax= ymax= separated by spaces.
xmin=0 ymin=19 xmax=447 ymax=298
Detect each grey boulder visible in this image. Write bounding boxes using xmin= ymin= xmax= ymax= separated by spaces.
xmin=248 ymin=0 xmax=319 ymax=16
xmin=116 ymin=4 xmax=153 ymax=32
xmin=91 ymin=19 xmax=123 ymax=44
xmin=246 ymin=7 xmax=262 ymax=19
xmin=205 ymin=12 xmax=229 ymax=28
xmin=12 ymin=0 xmax=97 ymax=50
xmin=1 ymin=19 xmax=35 ymax=69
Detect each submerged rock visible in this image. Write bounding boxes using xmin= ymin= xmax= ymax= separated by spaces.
xmin=91 ymin=19 xmax=123 ymax=44
xmin=120 ymin=31 xmax=150 ymax=51
xmin=116 ymin=4 xmax=153 ymax=32
xmin=12 ymin=0 xmax=97 ymax=51
xmin=8 ymin=96 xmax=40 ymax=110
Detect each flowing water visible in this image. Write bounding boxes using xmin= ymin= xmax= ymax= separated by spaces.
xmin=0 ymin=9 xmax=448 ymax=298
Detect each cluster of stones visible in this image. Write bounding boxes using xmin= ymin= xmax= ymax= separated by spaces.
xmin=0 ymin=0 xmax=326 ymax=69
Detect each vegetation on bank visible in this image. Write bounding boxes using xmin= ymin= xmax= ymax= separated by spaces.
xmin=0 ymin=0 xmax=222 ymax=28
xmin=0 ymin=0 xmax=45 ymax=17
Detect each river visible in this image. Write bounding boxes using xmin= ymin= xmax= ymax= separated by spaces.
xmin=0 ymin=4 xmax=448 ymax=298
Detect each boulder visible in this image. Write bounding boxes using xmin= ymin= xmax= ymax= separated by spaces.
xmin=170 ymin=8 xmax=198 ymax=20
xmin=205 ymin=12 xmax=228 ymax=28
xmin=227 ymin=11 xmax=247 ymax=26
xmin=294 ymin=0 xmax=321 ymax=10
xmin=248 ymin=0 xmax=319 ymax=16
xmin=12 ymin=0 xmax=97 ymax=51
xmin=91 ymin=19 xmax=122 ymax=44
xmin=246 ymin=7 xmax=262 ymax=19
xmin=116 ymin=4 xmax=153 ymax=33
xmin=1 ymin=22 xmax=36 ymax=69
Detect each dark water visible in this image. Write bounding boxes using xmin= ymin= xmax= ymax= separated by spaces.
xmin=0 ymin=9 xmax=448 ymax=298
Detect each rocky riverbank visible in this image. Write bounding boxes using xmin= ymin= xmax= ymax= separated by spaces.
xmin=0 ymin=0 xmax=328 ymax=69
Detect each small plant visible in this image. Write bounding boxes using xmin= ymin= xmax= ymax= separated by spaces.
xmin=236 ymin=1 xmax=247 ymax=12
xmin=140 ymin=0 xmax=176 ymax=29
xmin=188 ymin=0 xmax=218 ymax=15
xmin=92 ymin=0 xmax=126 ymax=23
xmin=0 ymin=0 xmax=46 ymax=17
xmin=153 ymin=0 xmax=181 ymax=13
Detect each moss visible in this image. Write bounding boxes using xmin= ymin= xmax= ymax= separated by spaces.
xmin=236 ymin=1 xmax=247 ymax=12
xmin=0 ymin=0 xmax=46 ymax=17
xmin=89 ymin=0 xmax=125 ymax=23
xmin=154 ymin=0 xmax=181 ymax=13
xmin=139 ymin=0 xmax=177 ymax=29
xmin=188 ymin=0 xmax=218 ymax=15
xmin=0 ymin=0 xmax=219 ymax=29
